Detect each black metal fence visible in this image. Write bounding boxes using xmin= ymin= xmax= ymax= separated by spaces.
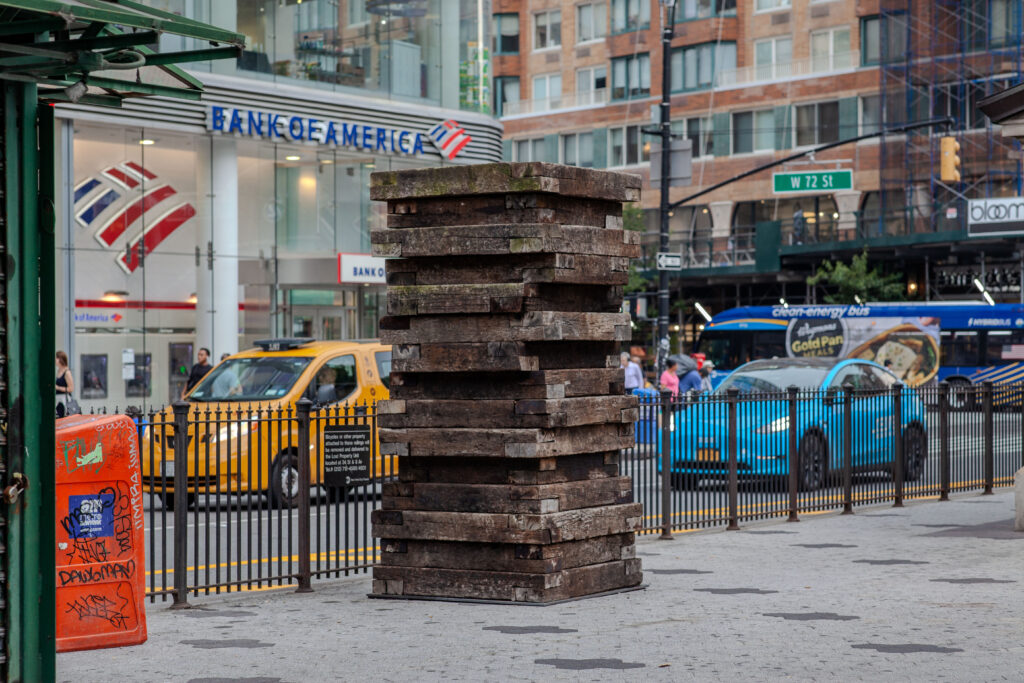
xmin=626 ymin=381 xmax=1024 ymax=536
xmin=139 ymin=399 xmax=384 ymax=604
xmin=136 ymin=381 xmax=1022 ymax=604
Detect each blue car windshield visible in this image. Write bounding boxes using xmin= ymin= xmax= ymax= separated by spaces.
xmin=189 ymin=357 xmax=313 ymax=401
xmin=715 ymin=366 xmax=830 ymax=394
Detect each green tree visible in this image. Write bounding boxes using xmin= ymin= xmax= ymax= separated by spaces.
xmin=806 ymin=250 xmax=905 ymax=304
xmin=623 ymin=204 xmax=651 ymax=293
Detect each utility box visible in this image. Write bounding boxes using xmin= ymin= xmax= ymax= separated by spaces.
xmin=55 ymin=414 xmax=147 ymax=652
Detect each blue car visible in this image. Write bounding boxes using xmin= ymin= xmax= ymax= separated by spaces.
xmin=658 ymin=358 xmax=928 ymax=491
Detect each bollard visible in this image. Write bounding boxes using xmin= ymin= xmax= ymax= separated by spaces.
xmin=842 ymin=386 xmax=854 ymax=514
xmin=296 ymin=398 xmax=314 ymax=591
xmin=659 ymin=390 xmax=674 ymax=540
xmin=171 ymin=401 xmax=190 ymax=608
xmin=939 ymin=383 xmax=950 ymax=501
xmin=787 ymin=386 xmax=799 ymax=522
xmin=892 ymin=384 xmax=904 ymax=508
xmin=727 ymin=388 xmax=740 ymax=530
xmin=983 ymin=381 xmax=994 ymax=495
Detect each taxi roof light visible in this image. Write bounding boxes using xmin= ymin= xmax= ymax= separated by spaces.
xmin=253 ymin=337 xmax=315 ymax=352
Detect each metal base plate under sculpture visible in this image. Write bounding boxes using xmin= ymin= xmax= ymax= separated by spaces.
xmin=370 ymin=162 xmax=643 ymax=603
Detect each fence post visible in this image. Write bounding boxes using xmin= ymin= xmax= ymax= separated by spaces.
xmin=659 ymin=390 xmax=674 ymax=540
xmin=892 ymin=383 xmax=904 ymax=508
xmin=727 ymin=388 xmax=739 ymax=531
xmin=842 ymin=386 xmax=854 ymax=515
xmin=171 ymin=401 xmax=189 ymax=608
xmin=939 ymin=382 xmax=950 ymax=501
xmin=296 ymin=398 xmax=314 ymax=592
xmin=982 ymin=381 xmax=994 ymax=495
xmin=786 ymin=386 xmax=799 ymax=523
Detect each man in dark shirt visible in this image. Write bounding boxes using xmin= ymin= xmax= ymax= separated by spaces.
xmin=184 ymin=347 xmax=213 ymax=397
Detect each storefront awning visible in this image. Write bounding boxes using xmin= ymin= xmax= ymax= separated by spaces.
xmin=0 ymin=0 xmax=245 ymax=105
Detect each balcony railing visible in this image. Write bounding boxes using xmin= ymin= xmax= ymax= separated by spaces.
xmin=716 ymin=51 xmax=860 ymax=88
xmin=502 ymin=88 xmax=608 ymax=117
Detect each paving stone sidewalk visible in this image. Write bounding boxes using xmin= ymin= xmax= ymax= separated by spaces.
xmin=60 ymin=491 xmax=1023 ymax=682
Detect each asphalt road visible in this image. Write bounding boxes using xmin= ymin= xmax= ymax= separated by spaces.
xmin=141 ymin=409 xmax=1022 ymax=599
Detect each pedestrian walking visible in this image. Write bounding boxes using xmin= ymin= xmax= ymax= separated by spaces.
xmin=183 ymin=346 xmax=213 ymax=397
xmin=55 ymin=350 xmax=80 ymax=417
xmin=699 ymin=360 xmax=715 ymax=393
xmin=659 ymin=359 xmax=680 ymax=398
xmin=621 ymin=352 xmax=644 ymax=394
xmin=679 ymin=360 xmax=702 ymax=395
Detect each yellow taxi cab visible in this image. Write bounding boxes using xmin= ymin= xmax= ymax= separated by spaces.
xmin=142 ymin=338 xmax=393 ymax=509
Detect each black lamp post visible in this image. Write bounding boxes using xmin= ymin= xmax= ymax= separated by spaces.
xmin=656 ymin=0 xmax=677 ymax=378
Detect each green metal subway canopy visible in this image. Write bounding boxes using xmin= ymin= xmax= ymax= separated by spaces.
xmin=0 ymin=0 xmax=244 ymax=105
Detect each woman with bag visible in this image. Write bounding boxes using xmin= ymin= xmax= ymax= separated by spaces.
xmin=56 ymin=350 xmax=80 ymax=417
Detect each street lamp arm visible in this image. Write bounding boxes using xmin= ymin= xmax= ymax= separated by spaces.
xmin=667 ymin=117 xmax=955 ymax=211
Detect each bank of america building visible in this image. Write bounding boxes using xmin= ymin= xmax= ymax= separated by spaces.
xmin=56 ymin=1 xmax=501 ymax=410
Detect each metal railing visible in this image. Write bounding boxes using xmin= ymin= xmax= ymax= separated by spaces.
xmin=140 ymin=399 xmax=383 ymax=605
xmin=502 ymin=88 xmax=608 ymax=117
xmin=137 ymin=381 xmax=1021 ymax=603
xmin=626 ymin=381 xmax=1023 ymax=536
xmin=716 ymin=51 xmax=860 ymax=88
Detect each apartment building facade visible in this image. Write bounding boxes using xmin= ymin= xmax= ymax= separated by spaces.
xmin=493 ymin=0 xmax=1024 ymax=339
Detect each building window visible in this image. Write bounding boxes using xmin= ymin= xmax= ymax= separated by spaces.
xmin=348 ymin=1 xmax=368 ymax=24
xmin=861 ymin=14 xmax=908 ymax=65
xmin=732 ymin=110 xmax=774 ymax=154
xmin=810 ymin=27 xmax=851 ymax=72
xmin=611 ymin=0 xmax=650 ymax=33
xmin=985 ymin=0 xmax=1019 ymax=47
xmin=608 ymin=125 xmax=650 ymax=166
xmin=678 ymin=0 xmax=737 ymax=21
xmin=534 ymin=10 xmax=561 ymax=50
xmin=493 ymin=13 xmax=520 ymax=54
xmin=532 ymin=72 xmax=562 ymax=111
xmin=561 ymin=132 xmax=595 ymax=167
xmin=671 ymin=117 xmax=714 ymax=157
xmin=860 ymin=94 xmax=881 ymax=135
xmin=795 ymin=101 xmax=840 ymax=146
xmin=494 ymin=76 xmax=520 ymax=117
xmin=514 ymin=138 xmax=547 ymax=162
xmin=611 ymin=53 xmax=650 ymax=100
xmin=576 ymin=65 xmax=607 ymax=105
xmin=755 ymin=0 xmax=790 ymax=11
xmin=577 ymin=2 xmax=606 ymax=43
xmin=753 ymin=36 xmax=792 ymax=80
xmin=671 ymin=42 xmax=735 ymax=91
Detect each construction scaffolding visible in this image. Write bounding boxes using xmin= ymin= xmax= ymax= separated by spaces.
xmin=878 ymin=0 xmax=1024 ymax=237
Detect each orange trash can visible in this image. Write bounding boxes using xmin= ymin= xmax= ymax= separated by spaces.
xmin=55 ymin=414 xmax=148 ymax=652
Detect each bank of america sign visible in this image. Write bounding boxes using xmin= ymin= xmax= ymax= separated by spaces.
xmin=967 ymin=197 xmax=1024 ymax=237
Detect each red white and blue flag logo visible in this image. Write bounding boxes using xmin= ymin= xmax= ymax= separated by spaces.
xmin=427 ymin=120 xmax=472 ymax=160
xmin=74 ymin=161 xmax=196 ymax=274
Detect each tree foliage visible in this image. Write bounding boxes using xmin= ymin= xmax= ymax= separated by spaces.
xmin=806 ymin=250 xmax=905 ymax=304
xmin=623 ymin=204 xmax=652 ymax=293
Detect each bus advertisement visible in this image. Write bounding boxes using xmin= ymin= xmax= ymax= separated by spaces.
xmin=696 ymin=302 xmax=1024 ymax=392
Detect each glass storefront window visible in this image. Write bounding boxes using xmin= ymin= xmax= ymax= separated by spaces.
xmin=233 ymin=0 xmax=492 ymax=112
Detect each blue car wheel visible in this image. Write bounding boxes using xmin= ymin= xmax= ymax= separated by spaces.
xmin=798 ymin=431 xmax=828 ymax=492
xmin=902 ymin=424 xmax=927 ymax=481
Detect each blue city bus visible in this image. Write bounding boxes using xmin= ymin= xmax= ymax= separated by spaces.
xmin=696 ymin=302 xmax=1024 ymax=393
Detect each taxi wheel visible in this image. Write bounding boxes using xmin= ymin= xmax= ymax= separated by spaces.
xmin=902 ymin=424 xmax=927 ymax=482
xmin=161 ymin=492 xmax=196 ymax=511
xmin=797 ymin=432 xmax=828 ymax=492
xmin=270 ymin=452 xmax=300 ymax=509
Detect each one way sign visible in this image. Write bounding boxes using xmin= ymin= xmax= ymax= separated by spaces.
xmin=656 ymin=252 xmax=682 ymax=270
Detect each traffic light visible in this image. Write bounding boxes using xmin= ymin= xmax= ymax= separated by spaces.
xmin=940 ymin=136 xmax=961 ymax=182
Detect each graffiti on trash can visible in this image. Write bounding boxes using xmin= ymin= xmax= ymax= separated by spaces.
xmin=63 ymin=588 xmax=133 ymax=630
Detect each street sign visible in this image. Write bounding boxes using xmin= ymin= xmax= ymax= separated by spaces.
xmin=656 ymin=252 xmax=682 ymax=270
xmin=649 ymin=138 xmax=693 ymax=187
xmin=323 ymin=425 xmax=372 ymax=488
xmin=773 ymin=170 xmax=853 ymax=194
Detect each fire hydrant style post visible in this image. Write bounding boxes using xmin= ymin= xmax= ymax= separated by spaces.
xmin=370 ymin=162 xmax=643 ymax=602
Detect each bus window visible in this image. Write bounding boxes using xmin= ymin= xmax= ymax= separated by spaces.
xmin=985 ymin=330 xmax=1024 ymax=365
xmin=696 ymin=331 xmax=749 ymax=370
xmin=753 ymin=331 xmax=787 ymax=359
xmin=940 ymin=330 xmax=980 ymax=367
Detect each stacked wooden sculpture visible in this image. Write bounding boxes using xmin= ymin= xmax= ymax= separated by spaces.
xmin=370 ymin=162 xmax=643 ymax=603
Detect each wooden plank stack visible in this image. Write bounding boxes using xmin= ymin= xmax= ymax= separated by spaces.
xmin=370 ymin=162 xmax=643 ymax=603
